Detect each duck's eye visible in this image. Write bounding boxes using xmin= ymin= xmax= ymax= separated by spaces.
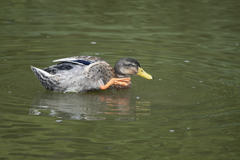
xmin=128 ymin=64 xmax=135 ymax=67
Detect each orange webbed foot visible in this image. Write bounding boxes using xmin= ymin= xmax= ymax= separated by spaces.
xmin=100 ymin=78 xmax=131 ymax=90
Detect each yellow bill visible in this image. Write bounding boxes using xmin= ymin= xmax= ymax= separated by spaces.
xmin=137 ymin=67 xmax=154 ymax=79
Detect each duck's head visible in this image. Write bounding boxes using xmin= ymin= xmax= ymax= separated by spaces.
xmin=114 ymin=58 xmax=153 ymax=79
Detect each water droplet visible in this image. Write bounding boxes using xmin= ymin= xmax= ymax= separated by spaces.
xmin=91 ymin=42 xmax=97 ymax=44
xmin=187 ymin=127 xmax=190 ymax=129
xmin=236 ymin=44 xmax=239 ymax=46
xmin=192 ymin=87 xmax=195 ymax=88
xmin=95 ymin=53 xmax=99 ymax=55
xmin=158 ymin=79 xmax=161 ymax=80
xmin=56 ymin=120 xmax=62 ymax=123
xmin=29 ymin=109 xmax=41 ymax=115
xmin=199 ymin=81 xmax=203 ymax=82
xmin=170 ymin=130 xmax=175 ymax=132
xmin=136 ymin=97 xmax=140 ymax=99
xmin=184 ymin=60 xmax=190 ymax=63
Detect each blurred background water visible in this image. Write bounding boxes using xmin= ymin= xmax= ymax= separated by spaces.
xmin=0 ymin=0 xmax=239 ymax=159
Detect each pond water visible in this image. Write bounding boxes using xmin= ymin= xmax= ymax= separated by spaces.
xmin=0 ymin=0 xmax=239 ymax=159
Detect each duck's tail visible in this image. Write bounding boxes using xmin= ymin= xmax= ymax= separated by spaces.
xmin=31 ymin=66 xmax=53 ymax=78
xmin=30 ymin=66 xmax=59 ymax=91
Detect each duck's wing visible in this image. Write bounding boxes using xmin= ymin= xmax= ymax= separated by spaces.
xmin=42 ymin=56 xmax=106 ymax=75
xmin=52 ymin=56 xmax=115 ymax=84
xmin=53 ymin=56 xmax=106 ymax=65
xmin=83 ymin=61 xmax=116 ymax=85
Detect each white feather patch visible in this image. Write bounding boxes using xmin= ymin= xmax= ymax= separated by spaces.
xmin=53 ymin=57 xmax=78 ymax=62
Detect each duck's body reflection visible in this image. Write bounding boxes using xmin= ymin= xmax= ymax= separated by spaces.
xmin=30 ymin=91 xmax=138 ymax=121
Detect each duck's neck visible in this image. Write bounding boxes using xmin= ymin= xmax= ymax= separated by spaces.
xmin=110 ymin=69 xmax=131 ymax=90
xmin=115 ymin=74 xmax=130 ymax=78
xmin=114 ymin=68 xmax=130 ymax=78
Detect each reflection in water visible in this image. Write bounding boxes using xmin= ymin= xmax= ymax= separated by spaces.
xmin=136 ymin=100 xmax=151 ymax=116
xmin=30 ymin=92 xmax=151 ymax=121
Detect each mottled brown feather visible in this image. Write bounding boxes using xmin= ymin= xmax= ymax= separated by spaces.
xmin=83 ymin=60 xmax=131 ymax=90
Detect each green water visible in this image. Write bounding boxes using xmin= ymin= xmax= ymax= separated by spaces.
xmin=0 ymin=0 xmax=240 ymax=159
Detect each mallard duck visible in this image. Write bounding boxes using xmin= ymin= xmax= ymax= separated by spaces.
xmin=31 ymin=56 xmax=153 ymax=93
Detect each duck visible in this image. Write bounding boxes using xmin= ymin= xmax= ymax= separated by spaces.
xmin=30 ymin=56 xmax=153 ymax=93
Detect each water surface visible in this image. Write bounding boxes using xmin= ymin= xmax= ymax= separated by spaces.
xmin=0 ymin=0 xmax=239 ymax=159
